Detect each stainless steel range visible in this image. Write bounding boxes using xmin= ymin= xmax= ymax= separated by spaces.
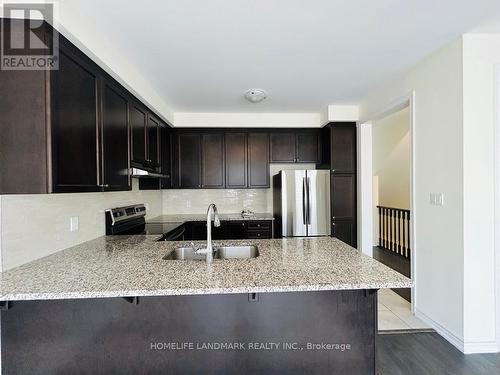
xmin=105 ymin=204 xmax=185 ymax=240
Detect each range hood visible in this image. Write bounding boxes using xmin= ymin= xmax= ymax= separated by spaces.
xmin=130 ymin=168 xmax=169 ymax=179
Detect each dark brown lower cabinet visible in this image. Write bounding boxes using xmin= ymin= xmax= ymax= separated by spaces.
xmin=332 ymin=221 xmax=356 ymax=247
xmin=183 ymin=220 xmax=273 ymax=240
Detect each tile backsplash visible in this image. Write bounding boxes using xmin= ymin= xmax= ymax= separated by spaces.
xmin=162 ymin=189 xmax=269 ymax=214
xmin=0 ymin=180 xmax=162 ymax=271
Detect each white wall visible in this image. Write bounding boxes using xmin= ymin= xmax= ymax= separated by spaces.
xmin=361 ymin=34 xmax=500 ymax=353
xmin=0 ymin=180 xmax=162 ymax=271
xmin=461 ymin=33 xmax=500 ymax=351
xmin=373 ymin=107 xmax=411 ymax=209
xmin=173 ymin=113 xmax=322 ymax=128
xmin=360 ymin=38 xmax=466 ymax=346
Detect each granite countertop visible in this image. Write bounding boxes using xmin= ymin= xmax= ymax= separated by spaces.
xmin=147 ymin=213 xmax=275 ymax=224
xmin=0 ymin=236 xmax=412 ymax=301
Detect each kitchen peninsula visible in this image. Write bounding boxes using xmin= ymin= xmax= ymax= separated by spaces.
xmin=0 ymin=235 xmax=412 ymax=374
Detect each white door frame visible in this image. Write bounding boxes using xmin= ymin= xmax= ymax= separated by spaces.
xmin=358 ymin=91 xmax=417 ymax=312
xmin=494 ymin=65 xmax=500 ymax=351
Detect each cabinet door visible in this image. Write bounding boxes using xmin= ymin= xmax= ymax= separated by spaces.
xmin=248 ymin=133 xmax=270 ymax=188
xmin=226 ymin=221 xmax=247 ymax=239
xmin=51 ymin=48 xmax=100 ymax=192
xmin=130 ymin=103 xmax=147 ymax=164
xmin=331 ymin=174 xmax=356 ymax=247
xmin=147 ymin=115 xmax=160 ymax=169
xmin=331 ymin=174 xmax=356 ymax=220
xmin=188 ymin=221 xmax=226 ymax=240
xmin=202 ymin=133 xmax=225 ymax=188
xmin=101 ymin=83 xmax=130 ymax=191
xmin=225 ymin=133 xmax=247 ymax=188
xmin=160 ymin=125 xmax=172 ymax=189
xmin=332 ymin=221 xmax=356 ymax=247
xmin=331 ymin=124 xmax=356 ymax=173
xmin=296 ymin=131 xmax=320 ymax=163
xmin=176 ymin=134 xmax=201 ymax=188
xmin=270 ymin=133 xmax=296 ymax=162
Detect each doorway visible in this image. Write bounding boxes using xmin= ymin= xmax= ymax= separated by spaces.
xmin=358 ymin=94 xmax=426 ymax=331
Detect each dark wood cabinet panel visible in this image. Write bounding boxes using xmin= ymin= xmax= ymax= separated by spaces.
xmin=332 ymin=221 xmax=356 ymax=247
xmin=201 ymin=134 xmax=225 ymax=188
xmin=331 ymin=124 xmax=356 ymax=173
xmin=175 ymin=134 xmax=201 ymax=188
xmin=331 ymin=174 xmax=356 ymax=219
xmin=270 ymin=133 xmax=296 ymax=163
xmin=130 ymin=103 xmax=147 ymax=164
xmin=226 ymin=221 xmax=248 ymax=239
xmin=147 ymin=115 xmax=160 ymax=168
xmin=184 ymin=220 xmax=273 ymax=240
xmin=248 ymin=133 xmax=270 ymax=188
xmin=225 ymin=133 xmax=247 ymax=188
xmin=160 ymin=125 xmax=172 ymax=189
xmin=0 ymin=66 xmax=48 ymax=194
xmin=101 ymin=83 xmax=130 ymax=191
xmin=329 ymin=123 xmax=357 ymax=247
xmin=51 ymin=48 xmax=100 ymax=192
xmin=187 ymin=221 xmax=226 ymax=240
xmin=296 ymin=132 xmax=320 ymax=163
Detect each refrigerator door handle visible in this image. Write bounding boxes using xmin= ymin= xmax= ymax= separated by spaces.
xmin=302 ymin=177 xmax=307 ymax=224
xmin=306 ymin=177 xmax=311 ymax=225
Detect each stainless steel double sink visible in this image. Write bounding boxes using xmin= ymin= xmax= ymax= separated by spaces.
xmin=163 ymin=245 xmax=259 ymax=261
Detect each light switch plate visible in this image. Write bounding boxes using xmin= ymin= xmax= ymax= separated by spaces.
xmin=70 ymin=216 xmax=79 ymax=232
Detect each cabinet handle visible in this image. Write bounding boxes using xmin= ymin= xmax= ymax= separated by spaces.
xmin=98 ymin=184 xmax=109 ymax=188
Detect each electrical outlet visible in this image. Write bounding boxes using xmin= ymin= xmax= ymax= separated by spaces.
xmin=186 ymin=200 xmax=191 ymax=208
xmin=70 ymin=216 xmax=79 ymax=232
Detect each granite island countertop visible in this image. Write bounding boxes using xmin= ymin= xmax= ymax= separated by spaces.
xmin=0 ymin=236 xmax=413 ymax=301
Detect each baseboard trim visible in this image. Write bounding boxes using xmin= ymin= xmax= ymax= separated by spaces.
xmin=415 ymin=308 xmax=499 ymax=354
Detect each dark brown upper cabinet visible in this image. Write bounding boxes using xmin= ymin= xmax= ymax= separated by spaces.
xmin=201 ymin=133 xmax=225 ymax=188
xmin=50 ymin=45 xmax=101 ymax=193
xmin=101 ymin=82 xmax=130 ymax=191
xmin=174 ymin=133 xmax=202 ymax=188
xmin=130 ymin=102 xmax=148 ymax=165
xmin=147 ymin=115 xmax=160 ymax=169
xmin=225 ymin=133 xmax=247 ymax=188
xmin=270 ymin=130 xmax=321 ymax=164
xmin=160 ymin=125 xmax=172 ymax=189
xmin=331 ymin=124 xmax=356 ymax=173
xmin=270 ymin=133 xmax=296 ymax=162
xmin=296 ymin=131 xmax=321 ymax=163
xmin=0 ymin=20 xmax=155 ymax=194
xmin=248 ymin=132 xmax=270 ymax=188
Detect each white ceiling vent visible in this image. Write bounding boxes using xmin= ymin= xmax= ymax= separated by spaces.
xmin=244 ymin=89 xmax=267 ymax=103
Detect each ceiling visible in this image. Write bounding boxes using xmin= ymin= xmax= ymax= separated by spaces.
xmin=58 ymin=0 xmax=500 ymax=114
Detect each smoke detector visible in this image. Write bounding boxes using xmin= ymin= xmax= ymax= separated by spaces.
xmin=244 ymin=89 xmax=267 ymax=103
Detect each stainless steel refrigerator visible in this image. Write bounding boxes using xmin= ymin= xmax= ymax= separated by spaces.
xmin=273 ymin=170 xmax=330 ymax=237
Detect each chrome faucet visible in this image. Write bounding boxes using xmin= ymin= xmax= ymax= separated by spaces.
xmin=195 ymin=203 xmax=220 ymax=264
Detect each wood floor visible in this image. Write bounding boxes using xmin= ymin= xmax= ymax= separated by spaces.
xmin=377 ymin=332 xmax=500 ymax=375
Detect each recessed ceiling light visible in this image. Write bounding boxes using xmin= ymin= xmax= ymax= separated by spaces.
xmin=244 ymin=89 xmax=267 ymax=103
